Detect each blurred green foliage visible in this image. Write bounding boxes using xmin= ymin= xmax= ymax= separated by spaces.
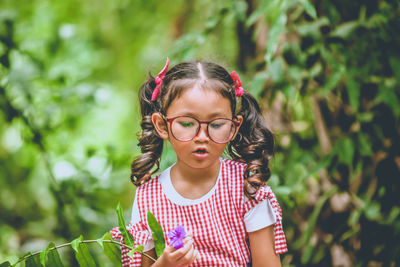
xmin=0 ymin=0 xmax=399 ymax=266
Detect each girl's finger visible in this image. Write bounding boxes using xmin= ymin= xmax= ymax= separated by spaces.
xmin=192 ymin=249 xmax=199 ymax=263
xmin=172 ymin=239 xmax=193 ymax=260
xmin=179 ymin=244 xmax=196 ymax=264
xmin=184 ymin=235 xmax=193 ymax=243
xmin=164 ymin=244 xmax=175 ymax=253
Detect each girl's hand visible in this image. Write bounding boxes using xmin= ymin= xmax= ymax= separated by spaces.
xmin=154 ymin=237 xmax=197 ymax=267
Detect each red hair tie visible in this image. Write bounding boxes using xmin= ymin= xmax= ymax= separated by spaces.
xmin=230 ymin=71 xmax=244 ymax=97
xmin=151 ymin=58 xmax=170 ymax=101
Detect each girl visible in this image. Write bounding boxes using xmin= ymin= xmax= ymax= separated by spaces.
xmin=112 ymin=58 xmax=288 ymax=267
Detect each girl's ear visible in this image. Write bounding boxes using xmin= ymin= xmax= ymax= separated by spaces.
xmin=231 ymin=115 xmax=244 ymax=140
xmin=152 ymin=113 xmax=169 ymax=140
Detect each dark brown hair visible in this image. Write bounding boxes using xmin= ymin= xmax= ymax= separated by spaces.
xmin=130 ymin=60 xmax=275 ymax=198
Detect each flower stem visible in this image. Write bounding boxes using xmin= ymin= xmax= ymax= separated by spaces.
xmin=13 ymin=239 xmax=156 ymax=266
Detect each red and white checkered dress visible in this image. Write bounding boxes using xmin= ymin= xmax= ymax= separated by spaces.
xmin=111 ymin=158 xmax=287 ymax=266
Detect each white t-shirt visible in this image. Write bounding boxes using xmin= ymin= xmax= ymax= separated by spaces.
xmin=131 ymin=164 xmax=276 ymax=251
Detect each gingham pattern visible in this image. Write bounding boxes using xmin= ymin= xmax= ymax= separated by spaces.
xmin=243 ymin=186 xmax=288 ymax=254
xmin=111 ymin=158 xmax=287 ymax=266
xmin=110 ymin=222 xmax=150 ymax=266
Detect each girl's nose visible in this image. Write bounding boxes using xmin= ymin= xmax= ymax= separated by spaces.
xmin=194 ymin=124 xmax=209 ymax=141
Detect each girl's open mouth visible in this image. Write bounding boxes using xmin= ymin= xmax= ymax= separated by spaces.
xmin=193 ymin=148 xmax=209 ymax=159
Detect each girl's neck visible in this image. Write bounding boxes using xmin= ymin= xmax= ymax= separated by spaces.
xmin=170 ymin=159 xmax=221 ymax=199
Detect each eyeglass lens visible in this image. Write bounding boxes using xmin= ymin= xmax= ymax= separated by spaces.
xmin=171 ymin=116 xmax=236 ymax=143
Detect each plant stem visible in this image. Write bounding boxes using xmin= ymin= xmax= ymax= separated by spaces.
xmin=13 ymin=239 xmax=156 ymax=266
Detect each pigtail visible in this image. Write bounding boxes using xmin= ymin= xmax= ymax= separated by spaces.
xmin=229 ymin=91 xmax=275 ymax=199
xmin=130 ymin=77 xmax=164 ymax=185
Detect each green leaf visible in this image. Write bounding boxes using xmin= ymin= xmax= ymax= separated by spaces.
xmin=322 ymin=65 xmax=345 ymax=94
xmin=349 ymin=208 xmax=362 ymax=227
xmin=0 ymin=262 xmax=11 ymax=267
xmin=25 ymin=253 xmax=43 ymax=267
xmin=294 ymin=188 xmax=336 ymax=250
xmin=365 ymin=201 xmax=381 ymax=221
xmin=331 ymin=21 xmax=359 ymax=38
xmin=298 ymin=153 xmax=333 ymax=183
xmin=265 ymin=13 xmax=287 ymax=63
xmin=127 ymin=249 xmax=135 ymax=260
xmin=298 ymin=0 xmax=317 ymax=19
xmin=357 ymin=133 xmax=373 ymax=156
xmin=205 ymin=15 xmax=220 ymax=32
xmin=147 ymin=211 xmax=165 ymax=258
xmin=386 ymin=207 xmax=400 ymax=224
xmin=46 ymin=244 xmax=64 ymax=267
xmin=71 ymin=236 xmax=83 ymax=253
xmin=126 ymin=245 xmax=144 ymax=261
xmin=389 ymin=57 xmax=400 ymax=82
xmin=40 ymin=243 xmax=53 ymax=266
xmin=232 ymin=0 xmax=248 ymax=22
xmin=116 ymin=203 xmax=134 ymax=248
xmin=267 ymin=58 xmax=284 ymax=82
xmin=320 ymin=46 xmax=340 ymax=67
xmin=336 ymin=137 xmax=354 ymax=165
xmin=76 ymin=243 xmax=96 ymax=267
xmin=71 ymin=236 xmax=96 ymax=267
xmin=36 ymin=243 xmax=64 ymax=267
xmin=340 ymin=227 xmax=359 ymax=242
xmin=40 ymin=250 xmax=48 ymax=266
xmin=357 ymin=112 xmax=374 ymax=122
xmin=249 ymin=71 xmax=269 ymax=97
xmin=295 ymin=17 xmax=330 ymax=36
xmin=346 ymin=74 xmax=360 ymax=111
xmin=133 ymin=245 xmax=144 ymax=253
xmin=100 ymin=232 xmax=122 ymax=267
xmin=274 ymin=186 xmax=292 ymax=196
xmin=246 ymin=3 xmax=270 ymax=26
xmin=378 ymin=83 xmax=400 ymax=116
xmin=96 ymin=233 xmax=107 ymax=249
xmin=301 ymin=242 xmax=314 ymax=264
xmin=358 ymin=5 xmax=366 ymax=22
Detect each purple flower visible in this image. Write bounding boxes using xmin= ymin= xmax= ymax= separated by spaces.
xmin=168 ymin=226 xmax=186 ymax=249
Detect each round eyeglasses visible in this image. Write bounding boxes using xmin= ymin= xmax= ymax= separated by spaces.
xmin=164 ymin=115 xmax=240 ymax=144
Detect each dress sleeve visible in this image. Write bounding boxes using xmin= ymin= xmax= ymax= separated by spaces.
xmin=244 ymin=198 xmax=276 ymax=232
xmin=110 ymin=192 xmax=152 ymax=267
xmin=131 ymin=195 xmax=155 ymax=252
xmin=110 ymin=222 xmax=151 ymax=267
xmin=244 ymin=185 xmax=288 ymax=254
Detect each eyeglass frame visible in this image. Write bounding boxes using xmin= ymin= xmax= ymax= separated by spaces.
xmin=161 ymin=115 xmax=241 ymax=144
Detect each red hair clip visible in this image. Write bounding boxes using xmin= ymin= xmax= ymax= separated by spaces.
xmin=230 ymin=71 xmax=244 ymax=97
xmin=151 ymin=58 xmax=170 ymax=101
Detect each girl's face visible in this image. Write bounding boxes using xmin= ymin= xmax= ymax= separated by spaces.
xmin=152 ymin=85 xmax=242 ymax=171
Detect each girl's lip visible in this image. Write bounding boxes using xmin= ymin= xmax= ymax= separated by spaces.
xmin=192 ymin=147 xmax=209 ymax=159
xmin=193 ymin=147 xmax=208 ymax=153
xmin=193 ymin=151 xmax=209 ymax=160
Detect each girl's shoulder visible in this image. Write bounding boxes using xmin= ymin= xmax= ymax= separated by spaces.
xmin=135 ymin=165 xmax=172 ymax=195
xmin=221 ymin=157 xmax=247 ymax=185
xmin=221 ymin=157 xmax=247 ymax=168
xmin=221 ymin=158 xmax=247 ymax=177
xmin=135 ymin=175 xmax=161 ymax=194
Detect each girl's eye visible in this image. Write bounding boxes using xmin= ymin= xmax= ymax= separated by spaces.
xmin=210 ymin=123 xmax=224 ymax=129
xmin=179 ymin=122 xmax=194 ymax=127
